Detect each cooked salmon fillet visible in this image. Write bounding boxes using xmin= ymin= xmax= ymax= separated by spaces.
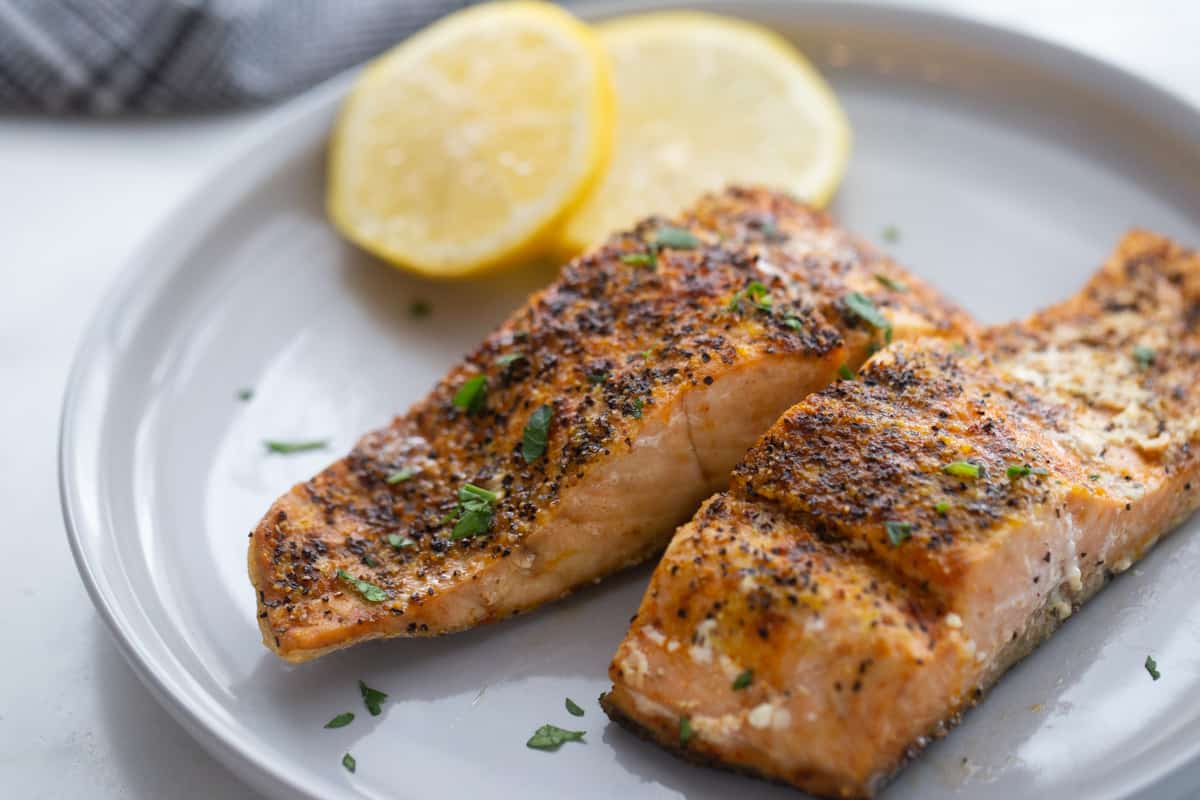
xmin=248 ymin=187 xmax=973 ymax=662
xmin=602 ymin=230 xmax=1200 ymax=798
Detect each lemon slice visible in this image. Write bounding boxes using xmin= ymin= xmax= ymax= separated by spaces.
xmin=557 ymin=12 xmax=851 ymax=254
xmin=328 ymin=1 xmax=613 ymax=278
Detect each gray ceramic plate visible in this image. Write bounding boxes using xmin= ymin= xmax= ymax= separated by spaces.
xmin=61 ymin=2 xmax=1200 ymax=798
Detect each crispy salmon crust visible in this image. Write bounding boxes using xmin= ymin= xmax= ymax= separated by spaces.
xmin=603 ymin=230 xmax=1200 ymax=798
xmin=248 ymin=187 xmax=974 ymax=662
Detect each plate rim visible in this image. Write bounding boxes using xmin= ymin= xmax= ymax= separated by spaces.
xmin=59 ymin=3 xmax=1200 ymax=798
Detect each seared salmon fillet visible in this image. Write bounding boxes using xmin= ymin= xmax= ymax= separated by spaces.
xmin=602 ymin=230 xmax=1200 ymax=798
xmin=249 ymin=187 xmax=973 ymax=662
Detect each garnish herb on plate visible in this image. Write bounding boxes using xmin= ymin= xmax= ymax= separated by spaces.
xmin=729 ymin=281 xmax=773 ymax=313
xmin=237 ymin=388 xmax=254 ymax=401
xmin=522 ymin=404 xmax=554 ymax=463
xmin=565 ymin=697 xmax=585 ymax=717
xmin=885 ymin=521 xmax=913 ymax=546
xmin=388 ymin=533 xmax=415 ymax=549
xmin=496 ymin=352 xmax=526 ymax=367
xmin=1145 ymin=655 xmax=1161 ymax=681
xmin=325 ymin=712 xmax=354 ymax=729
xmin=1007 ymin=464 xmax=1048 ymax=479
xmin=679 ymin=715 xmax=695 ymax=747
xmin=934 ymin=501 xmax=950 ymax=514
xmin=837 ymin=364 xmax=854 ymax=381
xmin=621 ymin=251 xmax=657 ymax=268
xmin=386 ymin=467 xmax=416 ymax=484
xmin=842 ymin=292 xmax=892 ymax=342
xmin=587 ymin=370 xmax=608 ymax=385
xmin=881 ymin=225 xmax=901 ymax=243
xmin=337 ymin=569 xmax=388 ymax=602
xmin=453 ymin=374 xmax=487 ymax=415
xmin=409 ymin=299 xmax=432 ymax=319
xmin=629 ymin=398 xmax=644 ymax=419
xmin=450 ymin=483 xmax=498 ymax=540
xmin=264 ymin=439 xmax=329 ymax=455
xmin=943 ymin=460 xmax=983 ymax=479
xmin=875 ymin=273 xmax=908 ymax=292
xmin=359 ymin=680 xmax=388 ymax=716
xmin=342 ymin=753 xmax=356 ymax=773
xmin=654 ymin=225 xmax=700 ymax=250
xmin=526 ymin=724 xmax=586 ymax=750
xmin=732 ymin=669 xmax=753 ymax=690
xmin=1133 ymin=345 xmax=1156 ymax=369
xmin=783 ymin=315 xmax=803 ymax=330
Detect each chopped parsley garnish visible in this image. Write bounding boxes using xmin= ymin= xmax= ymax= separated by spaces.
xmin=783 ymin=315 xmax=804 ymax=330
xmin=842 ymin=292 xmax=892 ymax=341
xmin=522 ymin=404 xmax=554 ymax=463
xmin=621 ymin=251 xmax=657 ymax=267
xmin=885 ymin=520 xmax=913 ymax=546
xmin=526 ymin=724 xmax=586 ymax=750
xmin=264 ymin=439 xmax=328 ymax=454
xmin=452 ymin=374 xmax=487 ymax=415
xmin=729 ymin=281 xmax=773 ymax=313
xmin=495 ymin=352 xmax=526 ymax=367
xmin=387 ymin=533 xmax=415 ymax=549
xmin=359 ymin=680 xmax=388 ymax=716
xmin=586 ymin=370 xmax=608 ymax=385
xmin=629 ymin=397 xmax=644 ymax=419
xmin=386 ymin=467 xmax=416 ymax=484
xmin=1145 ymin=655 xmax=1161 ymax=681
xmin=837 ymin=364 xmax=855 ymax=381
xmin=237 ymin=388 xmax=254 ymax=401
xmin=1089 ymin=474 xmax=1101 ymax=481
xmin=1007 ymin=464 xmax=1049 ymax=479
xmin=934 ymin=501 xmax=950 ymax=514
xmin=325 ymin=712 xmax=354 ymax=729
xmin=875 ymin=273 xmax=908 ymax=292
xmin=449 ymin=483 xmax=498 ymax=540
xmin=943 ymin=460 xmax=983 ymax=479
xmin=565 ymin=697 xmax=585 ymax=717
xmin=409 ymin=299 xmax=432 ymax=319
xmin=337 ymin=569 xmax=388 ymax=602
xmin=654 ymin=225 xmax=700 ymax=250
xmin=679 ymin=716 xmax=695 ymax=746
xmin=342 ymin=752 xmax=356 ymax=773
xmin=732 ymin=669 xmax=753 ymax=690
xmin=881 ymin=225 xmax=901 ymax=243
xmin=1133 ymin=345 xmax=1156 ymax=369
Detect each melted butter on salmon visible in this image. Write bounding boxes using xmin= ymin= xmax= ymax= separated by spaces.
xmin=602 ymin=230 xmax=1200 ymax=798
xmin=248 ymin=187 xmax=974 ymax=662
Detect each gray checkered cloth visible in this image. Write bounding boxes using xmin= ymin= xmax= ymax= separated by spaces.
xmin=0 ymin=0 xmax=472 ymax=112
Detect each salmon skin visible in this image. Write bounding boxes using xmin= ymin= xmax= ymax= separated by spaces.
xmin=602 ymin=231 xmax=1200 ymax=798
xmin=248 ymin=187 xmax=973 ymax=663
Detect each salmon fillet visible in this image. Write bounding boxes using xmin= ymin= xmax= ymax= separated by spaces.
xmin=248 ymin=187 xmax=973 ymax=662
xmin=602 ymin=230 xmax=1200 ymax=798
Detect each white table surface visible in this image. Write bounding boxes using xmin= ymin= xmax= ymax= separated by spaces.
xmin=2 ymin=1 xmax=1196 ymax=797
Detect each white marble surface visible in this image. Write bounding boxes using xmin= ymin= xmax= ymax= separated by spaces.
xmin=1 ymin=2 xmax=1196 ymax=797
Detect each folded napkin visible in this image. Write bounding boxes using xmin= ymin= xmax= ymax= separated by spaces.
xmin=0 ymin=0 xmax=471 ymax=112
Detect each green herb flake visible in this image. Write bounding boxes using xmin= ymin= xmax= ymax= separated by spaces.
xmin=386 ymin=467 xmax=417 ymax=484
xmin=522 ymin=404 xmax=554 ymax=463
xmin=526 ymin=724 xmax=586 ymax=751
xmin=337 ymin=569 xmax=388 ymax=602
xmin=237 ymin=388 xmax=254 ymax=402
xmin=387 ymin=533 xmax=415 ymax=549
xmin=621 ymin=251 xmax=657 ymax=267
xmin=885 ymin=520 xmax=913 ymax=546
xmin=565 ymin=697 xmax=585 ymax=717
xmin=732 ymin=669 xmax=753 ymax=690
xmin=587 ymin=370 xmax=608 ymax=385
xmin=679 ymin=716 xmax=695 ymax=747
xmin=837 ymin=363 xmax=855 ymax=381
xmin=943 ymin=460 xmax=983 ymax=479
xmin=1089 ymin=474 xmax=1101 ymax=481
xmin=783 ymin=315 xmax=804 ymax=330
xmin=629 ymin=398 xmax=644 ymax=419
xmin=264 ymin=439 xmax=328 ymax=455
xmin=495 ymin=352 xmax=526 ymax=368
xmin=325 ymin=712 xmax=354 ymax=729
xmin=842 ymin=292 xmax=892 ymax=339
xmin=359 ymin=680 xmax=388 ymax=716
xmin=1133 ymin=345 xmax=1156 ymax=369
xmin=1145 ymin=655 xmax=1161 ymax=681
xmin=654 ymin=226 xmax=700 ymax=250
xmin=875 ymin=273 xmax=908 ymax=292
xmin=449 ymin=483 xmax=498 ymax=540
xmin=728 ymin=280 xmax=773 ymax=314
xmin=342 ymin=752 xmax=356 ymax=773
xmin=409 ymin=299 xmax=432 ymax=319
xmin=881 ymin=225 xmax=901 ymax=243
xmin=1007 ymin=464 xmax=1049 ymax=479
xmin=452 ymin=374 xmax=487 ymax=415
xmin=934 ymin=501 xmax=950 ymax=514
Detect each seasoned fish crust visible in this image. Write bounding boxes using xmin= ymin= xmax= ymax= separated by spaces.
xmin=248 ymin=186 xmax=974 ymax=662
xmin=603 ymin=230 xmax=1200 ymax=798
